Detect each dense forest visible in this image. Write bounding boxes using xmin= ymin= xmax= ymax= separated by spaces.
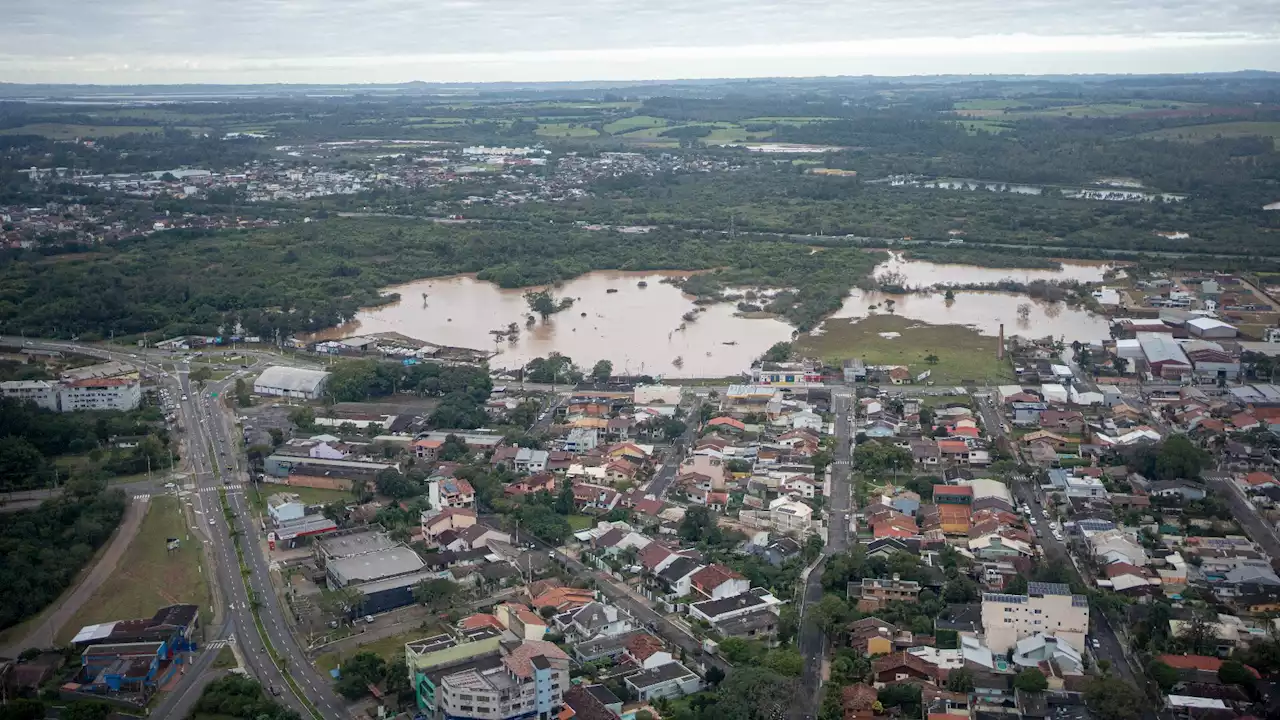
xmin=0 ymin=398 xmax=176 ymax=491
xmin=0 ymin=218 xmax=882 ymax=340
xmin=0 ymin=486 xmax=127 ymax=631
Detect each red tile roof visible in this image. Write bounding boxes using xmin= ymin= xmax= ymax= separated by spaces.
xmin=707 ymin=417 xmax=747 ymax=431
xmin=1157 ymin=654 xmax=1260 ymax=678
xmin=1245 ymin=472 xmax=1277 ymax=487
xmin=690 ymin=564 xmax=743 ymax=594
xmin=626 ymin=633 xmax=666 ymax=662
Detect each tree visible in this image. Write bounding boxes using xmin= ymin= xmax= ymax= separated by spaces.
xmin=234 ymin=377 xmax=252 ymax=407
xmin=679 ymin=505 xmax=720 ymax=544
xmin=190 ymin=365 xmax=213 ymax=387
xmin=524 ymin=290 xmax=573 ymax=319
xmin=374 ymin=468 xmax=418 ymax=499
xmin=1153 ymin=434 xmax=1209 ymax=481
xmin=658 ymin=416 xmax=687 ymax=441
xmin=413 ymin=578 xmax=458 ymax=610
xmin=1218 ymin=658 xmax=1254 ymax=686
xmin=555 ymin=481 xmax=576 ymax=515
xmin=1013 ymin=668 xmax=1048 ymax=693
xmin=288 ymin=406 xmax=315 ymax=430
xmin=813 ymin=594 xmax=851 ymax=635
xmin=761 ymin=341 xmax=792 ymax=363
xmin=1083 ymin=676 xmax=1142 ymax=720
xmin=60 ymin=703 xmax=113 ymax=720
xmin=1148 ymin=660 xmax=1179 ymax=692
xmin=705 ymin=665 xmax=725 ymax=687
xmin=947 ymin=667 xmax=976 ymax=693
xmin=437 ymin=434 xmax=470 ymax=462
xmin=335 ymin=651 xmax=387 ymax=700
xmin=924 ymin=353 xmax=940 ymax=365
xmin=590 ymin=360 xmax=613 ymax=383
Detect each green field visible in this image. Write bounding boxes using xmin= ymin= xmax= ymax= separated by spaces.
xmin=740 ymin=116 xmax=837 ymax=125
xmin=618 ymin=121 xmax=772 ymax=146
xmin=955 ymin=120 xmax=1014 ymax=135
xmin=1138 ymin=121 xmax=1280 ymax=148
xmin=795 ymin=313 xmax=1016 ymax=386
xmin=58 ymin=496 xmax=210 ymax=644
xmin=955 ymin=98 xmax=1203 ymax=119
xmin=535 ymin=122 xmax=600 ymax=138
xmin=314 ymin=628 xmax=437 ymax=674
xmin=0 ymin=124 xmax=172 ymax=139
xmin=567 ymin=514 xmax=595 ymax=531
xmin=603 ymin=115 xmax=668 ymax=133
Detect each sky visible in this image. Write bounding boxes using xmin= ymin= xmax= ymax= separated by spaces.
xmin=3 ymin=0 xmax=1280 ymax=84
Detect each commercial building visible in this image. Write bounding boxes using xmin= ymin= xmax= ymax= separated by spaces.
xmin=981 ymin=582 xmax=1090 ymax=653
xmin=263 ymin=454 xmax=396 ymax=480
xmin=1137 ymin=332 xmax=1192 ymax=380
xmin=315 ymin=527 xmax=439 ymax=614
xmin=252 ymin=365 xmax=331 ymax=400
xmin=1186 ymin=317 xmax=1238 ymax=339
xmin=751 ymin=361 xmax=823 ymax=387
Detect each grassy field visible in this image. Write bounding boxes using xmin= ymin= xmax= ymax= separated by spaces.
xmin=955 ymin=98 xmax=1203 ymax=119
xmin=212 ymin=645 xmax=237 ymax=669
xmin=58 ymin=496 xmax=210 ymax=644
xmin=314 ymin=628 xmax=435 ymax=674
xmin=603 ymin=115 xmax=668 ymax=133
xmin=955 ymin=120 xmax=1014 ymax=135
xmin=567 ymin=514 xmax=595 ymax=531
xmin=1138 ymin=121 xmax=1280 ymax=147
xmin=618 ymin=121 xmax=772 ymax=146
xmin=795 ymin=314 xmax=1016 ymax=386
xmin=0 ymin=123 xmax=205 ymax=139
xmin=535 ymin=122 xmax=599 ymax=138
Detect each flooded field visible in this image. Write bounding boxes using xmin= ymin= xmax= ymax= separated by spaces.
xmin=310 ymin=254 xmax=1113 ymax=376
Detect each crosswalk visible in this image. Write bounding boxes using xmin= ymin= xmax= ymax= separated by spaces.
xmin=205 ymin=638 xmax=233 ymax=649
xmin=133 ymin=493 xmax=152 ymax=502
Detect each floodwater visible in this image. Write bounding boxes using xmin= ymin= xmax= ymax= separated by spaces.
xmin=311 ymin=256 xmax=1115 ymax=376
xmin=308 ymin=272 xmax=796 ymax=378
xmin=826 ymin=289 xmax=1111 ymax=344
xmin=875 ymin=252 xmax=1113 ymax=288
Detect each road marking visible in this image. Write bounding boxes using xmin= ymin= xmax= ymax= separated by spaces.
xmin=133 ymin=493 xmax=152 ymax=501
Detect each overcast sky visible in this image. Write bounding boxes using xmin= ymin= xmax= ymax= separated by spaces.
xmin=4 ymin=0 xmax=1279 ymax=84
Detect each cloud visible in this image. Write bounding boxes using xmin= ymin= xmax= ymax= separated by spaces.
xmin=2 ymin=0 xmax=1279 ymax=82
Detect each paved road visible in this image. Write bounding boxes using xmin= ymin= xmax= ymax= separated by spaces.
xmin=181 ymin=368 xmax=350 ymax=718
xmin=503 ymin=523 xmax=730 ymax=676
xmin=1205 ymin=470 xmax=1280 ymax=558
xmin=795 ymin=387 xmax=854 ymax=719
xmin=646 ymin=396 xmax=702 ymax=499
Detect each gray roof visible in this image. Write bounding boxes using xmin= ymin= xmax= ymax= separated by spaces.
xmin=1027 ymin=581 xmax=1072 ymax=597
xmin=318 ymin=529 xmax=397 ymax=559
xmin=1136 ymin=333 xmax=1190 ymax=366
xmin=692 ymin=591 xmax=768 ymax=619
xmin=254 ymin=365 xmax=331 ymax=393
xmin=625 ymin=661 xmax=698 ymax=689
xmin=329 ymin=546 xmax=425 ymax=584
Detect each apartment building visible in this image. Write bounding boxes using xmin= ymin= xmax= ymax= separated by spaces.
xmin=0 ymin=380 xmax=59 ymax=410
xmin=981 ymin=582 xmax=1090 ymax=653
xmin=58 ymin=377 xmax=142 ymax=411
xmin=413 ymin=638 xmax=570 ymax=720
xmin=851 ymin=575 xmax=922 ymax=613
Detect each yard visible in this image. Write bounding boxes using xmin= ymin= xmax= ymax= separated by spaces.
xmin=794 ymin=314 xmax=1016 ymax=386
xmin=58 ymin=496 xmax=211 ymax=644
xmin=314 ymin=627 xmax=437 ymax=674
xmin=566 ymin=514 xmax=595 ymax=532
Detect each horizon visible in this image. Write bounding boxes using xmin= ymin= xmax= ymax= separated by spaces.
xmin=4 ymin=0 xmax=1280 ymax=84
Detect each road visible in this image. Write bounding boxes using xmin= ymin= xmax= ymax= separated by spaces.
xmin=501 ymin=522 xmax=731 ymax=676
xmin=647 ymin=396 xmax=702 ymax=499
xmin=1205 ymin=470 xmax=1280 ymax=558
xmin=978 ymin=396 xmax=1145 ymax=699
xmin=176 ymin=367 xmax=350 ymax=719
xmin=795 ymin=387 xmax=855 ymax=719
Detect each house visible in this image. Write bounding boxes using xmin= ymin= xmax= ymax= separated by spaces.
xmin=504 ymin=472 xmax=557 ymax=497
xmin=413 ymin=438 xmax=443 ymax=461
xmin=429 ymin=477 xmax=475 ymax=510
xmin=761 ymin=537 xmax=802 ymax=566
xmin=624 ymin=632 xmax=673 ymax=669
xmin=1039 ymin=410 xmax=1084 ymax=435
xmin=1012 ymin=634 xmax=1084 ymax=674
xmin=850 ymin=575 xmax=922 ymax=613
xmin=652 ymin=557 xmax=702 ymax=600
xmin=872 ymin=651 xmax=942 ymax=687
xmin=1148 ymin=480 xmax=1207 ymax=501
xmin=421 ymin=508 xmax=477 ymax=546
xmin=968 ymin=533 xmax=1034 ymax=560
xmin=706 ymin=416 xmax=747 ymax=433
xmin=638 ymin=543 xmax=678 ymax=574
xmin=689 ymin=588 xmax=782 ymax=625
xmin=564 ymin=428 xmax=599 ymax=453
xmin=1156 ymin=654 xmax=1261 ymax=684
xmin=455 ymin=524 xmax=511 ymax=551
xmin=842 ymin=684 xmax=880 ymax=720
xmin=911 ymin=439 xmax=941 ymax=467
xmin=981 ymin=582 xmax=1090 ymax=653
xmin=690 ymin=564 xmax=750 ymax=601
xmin=563 ymin=684 xmax=623 ymax=720
xmin=572 ymin=482 xmax=621 ymax=513
xmin=624 ymin=662 xmax=702 ymax=702
xmin=559 ymin=602 xmax=634 ymax=642
xmin=531 ymin=586 xmax=596 ymax=613
xmin=495 ymin=603 xmax=549 ymax=640
xmin=848 ymin=617 xmax=918 ymax=656
xmin=889 ymin=368 xmax=912 ymax=385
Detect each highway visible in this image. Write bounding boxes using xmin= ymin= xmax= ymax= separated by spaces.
xmin=795 ymin=387 xmax=854 ymax=719
xmin=5 ymin=338 xmax=346 ymax=718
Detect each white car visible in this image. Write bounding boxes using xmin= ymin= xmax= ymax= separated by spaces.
xmin=1029 ymin=518 xmax=1038 ymax=526
xmin=208 ymin=518 xmax=216 ymax=525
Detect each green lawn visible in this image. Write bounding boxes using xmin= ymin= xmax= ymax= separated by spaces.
xmin=262 ymin=484 xmax=355 ymax=507
xmin=955 ymin=120 xmax=1013 ymax=135
xmin=795 ymin=314 xmax=1016 ymax=386
xmin=314 ymin=628 xmax=437 ymax=674
xmin=567 ymin=514 xmax=595 ymax=531
xmin=212 ymin=645 xmax=238 ymax=669
xmin=603 ymin=115 xmax=668 ymax=133
xmin=534 ymin=122 xmax=600 ymax=138
xmin=58 ymin=496 xmax=210 ymax=644
xmin=0 ymin=123 xmax=206 ymax=139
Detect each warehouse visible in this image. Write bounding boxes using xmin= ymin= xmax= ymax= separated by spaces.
xmin=253 ymin=366 xmax=331 ymax=400
xmin=1137 ymin=333 xmax=1192 ymax=380
xmin=1186 ymin=317 xmax=1238 ymax=339
xmin=327 ymin=545 xmax=425 ymax=587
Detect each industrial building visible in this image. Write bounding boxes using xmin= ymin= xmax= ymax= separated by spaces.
xmin=252 ymin=365 xmax=331 ymax=400
xmin=1136 ymin=332 xmax=1192 ymax=380
xmin=1186 ymin=317 xmax=1238 ymax=339
xmin=316 ymin=528 xmax=441 ymax=615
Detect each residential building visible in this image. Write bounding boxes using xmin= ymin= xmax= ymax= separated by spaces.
xmin=58 ymin=377 xmax=142 ymax=411
xmin=0 ymin=380 xmax=59 ymax=411
xmin=411 ymin=637 xmax=570 ymax=720
xmin=851 ymin=575 xmax=922 ymax=613
xmin=688 ymin=588 xmax=783 ymax=626
xmin=1012 ymin=634 xmax=1083 ymax=674
xmin=623 ymin=633 xmax=672 ymax=670
xmin=413 ymin=438 xmax=443 ymax=461
xmin=981 ymin=582 xmax=1090 ymax=653
xmin=624 ymin=662 xmax=702 ymax=702
xmin=564 ymin=428 xmax=599 ymax=453
xmin=430 ymin=477 xmax=476 ymax=510
xmin=689 ymin=564 xmax=749 ymax=601
xmin=422 ymin=508 xmax=478 ymax=546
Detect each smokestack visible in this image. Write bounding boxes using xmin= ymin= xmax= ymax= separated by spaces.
xmin=998 ymin=324 xmax=1005 ymax=360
